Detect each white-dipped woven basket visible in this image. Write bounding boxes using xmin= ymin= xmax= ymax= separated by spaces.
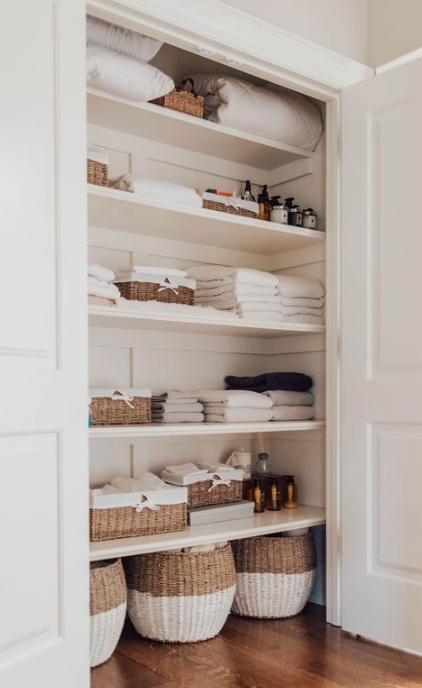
xmin=90 ymin=559 xmax=127 ymax=667
xmin=231 ymin=533 xmax=316 ymax=619
xmin=125 ymin=544 xmax=236 ymax=643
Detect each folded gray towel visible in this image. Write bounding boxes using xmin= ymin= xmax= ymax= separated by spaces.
xmin=271 ymin=406 xmax=316 ymax=421
xmin=152 ymin=412 xmax=204 ymax=424
xmin=152 ymin=402 xmax=204 ymax=414
xmin=263 ymin=390 xmax=314 ymax=406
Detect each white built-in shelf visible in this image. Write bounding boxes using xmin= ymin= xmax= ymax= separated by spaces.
xmin=87 ymin=185 xmax=325 ymax=254
xmin=88 ymin=305 xmax=325 ymax=338
xmin=90 ymin=505 xmax=326 ymax=561
xmin=87 ymin=88 xmax=314 ymax=170
xmin=89 ymin=420 xmax=325 ymax=440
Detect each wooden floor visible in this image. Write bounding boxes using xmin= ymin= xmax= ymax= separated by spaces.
xmin=91 ymin=603 xmax=422 ymax=688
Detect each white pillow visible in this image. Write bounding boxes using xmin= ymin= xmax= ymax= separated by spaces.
xmin=86 ymin=44 xmax=174 ymax=102
xmin=186 ymin=74 xmax=323 ymax=151
xmin=87 ymin=16 xmax=162 ymax=62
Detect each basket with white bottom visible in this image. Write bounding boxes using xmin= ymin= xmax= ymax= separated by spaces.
xmin=125 ymin=543 xmax=236 ymax=643
xmin=231 ymin=532 xmax=316 ymax=619
xmin=90 ymin=559 xmax=127 ymax=668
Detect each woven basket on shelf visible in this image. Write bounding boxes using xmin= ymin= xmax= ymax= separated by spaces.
xmin=114 ymin=281 xmax=194 ymax=306
xmin=125 ymin=544 xmax=236 ymax=642
xmin=90 ymin=559 xmax=126 ymax=667
xmin=87 ymin=145 xmax=109 ymax=187
xmin=188 ymin=478 xmax=243 ymax=508
xmin=90 ymin=395 xmax=151 ymax=426
xmin=90 ymin=502 xmax=187 ymax=542
xmin=151 ymin=78 xmax=204 ymax=118
xmin=202 ymin=199 xmax=257 ymax=218
xmin=231 ymin=533 xmax=316 ymax=619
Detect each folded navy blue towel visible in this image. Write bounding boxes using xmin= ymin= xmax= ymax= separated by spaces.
xmin=224 ymin=371 xmax=313 ymax=393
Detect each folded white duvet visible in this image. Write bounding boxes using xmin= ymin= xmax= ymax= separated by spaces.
xmin=87 ymin=16 xmax=163 ymax=62
xmin=277 ymin=275 xmax=325 ymax=299
xmin=186 ymin=265 xmax=278 ymax=287
xmin=264 ymin=390 xmax=315 ymax=406
xmin=271 ymin=406 xmax=316 ymax=421
xmin=86 ymin=44 xmax=174 ymax=101
xmin=114 ymin=174 xmax=202 ymax=208
xmin=205 ymin=408 xmax=273 ymax=423
xmin=186 ymin=74 xmax=323 ymax=151
xmin=197 ymin=390 xmax=272 ymax=408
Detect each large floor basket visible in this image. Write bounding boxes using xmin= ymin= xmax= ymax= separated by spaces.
xmin=90 ymin=559 xmax=127 ymax=667
xmin=125 ymin=544 xmax=236 ymax=642
xmin=231 ymin=532 xmax=316 ymax=618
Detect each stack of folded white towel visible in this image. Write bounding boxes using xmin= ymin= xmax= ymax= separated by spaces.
xmin=112 ymin=176 xmax=203 ymax=209
xmin=186 ymin=265 xmax=281 ymax=321
xmin=88 ymin=264 xmax=120 ymax=306
xmin=152 ymin=391 xmax=204 ymax=424
xmin=264 ymin=390 xmax=316 ymax=421
xmin=196 ymin=390 xmax=273 ymax=423
xmin=276 ymin=275 xmax=325 ymax=325
xmin=161 ymin=461 xmax=243 ymax=485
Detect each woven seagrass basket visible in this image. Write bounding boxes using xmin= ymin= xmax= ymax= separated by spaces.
xmin=90 ymin=501 xmax=187 ymax=542
xmin=87 ymin=158 xmax=108 ymax=186
xmin=231 ymin=532 xmax=316 ymax=618
xmin=125 ymin=544 xmax=236 ymax=642
xmin=151 ymin=78 xmax=204 ymax=118
xmin=90 ymin=559 xmax=126 ymax=667
xmin=188 ymin=478 xmax=242 ymax=508
xmin=114 ymin=281 xmax=194 ymax=306
xmin=202 ymin=198 xmax=257 ymax=218
xmin=90 ymin=395 xmax=151 ymax=426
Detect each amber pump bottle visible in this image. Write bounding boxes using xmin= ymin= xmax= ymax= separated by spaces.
xmin=257 ymin=184 xmax=271 ymax=221
xmin=253 ymin=478 xmax=266 ymax=513
xmin=268 ymin=477 xmax=282 ymax=511
xmin=283 ymin=475 xmax=298 ymax=509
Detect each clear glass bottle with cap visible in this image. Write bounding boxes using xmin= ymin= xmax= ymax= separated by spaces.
xmin=302 ymin=207 xmax=318 ymax=229
xmin=270 ymin=196 xmax=289 ymax=224
xmin=254 ymin=452 xmax=271 ymax=476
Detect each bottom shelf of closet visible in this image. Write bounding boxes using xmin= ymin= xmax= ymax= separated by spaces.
xmin=89 ymin=505 xmax=326 ymax=561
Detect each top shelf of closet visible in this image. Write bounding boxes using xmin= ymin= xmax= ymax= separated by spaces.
xmin=87 ymin=88 xmax=314 ymax=170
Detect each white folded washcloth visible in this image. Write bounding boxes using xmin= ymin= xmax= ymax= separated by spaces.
xmin=271 ymin=406 xmax=316 ymax=421
xmin=88 ymin=264 xmax=115 ymax=282
xmin=197 ymin=389 xmax=273 ymax=408
xmin=186 ymin=265 xmax=278 ymax=287
xmin=196 ymin=462 xmax=235 ymax=472
xmin=162 ymin=466 xmax=243 ymax=486
xmin=280 ymin=296 xmax=325 ymax=308
xmin=204 ymin=408 xmax=273 ymax=423
xmin=263 ymin=390 xmax=315 ymax=406
xmin=152 ymin=412 xmax=204 ymax=424
xmin=114 ymin=175 xmax=202 ymax=208
xmin=277 ymin=275 xmax=325 ymax=299
xmin=163 ymin=463 xmax=208 ymax=476
xmin=110 ymin=473 xmax=166 ymax=493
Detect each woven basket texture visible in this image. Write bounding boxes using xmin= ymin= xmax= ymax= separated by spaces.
xmin=231 ymin=533 xmax=316 ymax=619
xmin=202 ymin=199 xmax=257 ymax=218
xmin=114 ymin=281 xmax=194 ymax=306
xmin=87 ymin=159 xmax=108 ymax=186
xmin=125 ymin=545 xmax=236 ymax=642
xmin=188 ymin=479 xmax=242 ymax=508
xmin=151 ymin=89 xmax=204 ymax=118
xmin=90 ymin=396 xmax=151 ymax=426
xmin=90 ymin=502 xmax=187 ymax=541
xmin=90 ymin=559 xmax=127 ymax=667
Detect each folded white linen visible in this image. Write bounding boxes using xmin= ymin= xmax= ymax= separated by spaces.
xmin=271 ymin=406 xmax=316 ymax=421
xmin=90 ymin=387 xmax=152 ymax=399
xmin=88 ymin=263 xmax=115 ymax=282
xmin=154 ymin=390 xmax=198 ymax=401
xmin=162 ymin=466 xmax=243 ymax=486
xmin=280 ymin=313 xmax=324 ymax=325
xmin=153 ymin=412 xmax=204 ymax=423
xmin=186 ymin=265 xmax=278 ymax=287
xmin=279 ymin=296 xmax=325 ymax=308
xmin=239 ymin=302 xmax=282 ymax=313
xmin=88 ymin=283 xmax=121 ymax=300
xmin=277 ymin=275 xmax=325 ymax=299
xmin=197 ymin=389 xmax=273 ymax=408
xmin=163 ymin=463 xmax=207 ymax=476
xmin=113 ymin=175 xmax=202 ymax=208
xmin=196 ymin=462 xmax=236 ymax=472
xmin=88 ymin=276 xmax=120 ymax=292
xmin=195 ymin=293 xmax=279 ymax=305
xmin=90 ymin=479 xmax=188 ymax=509
xmin=87 ymin=44 xmax=174 ymax=101
xmin=87 ymin=16 xmax=163 ymax=62
xmin=204 ymin=408 xmax=273 ymax=423
xmin=152 ymin=402 xmax=204 ymax=413
xmin=263 ymin=390 xmax=315 ymax=406
xmin=238 ymin=311 xmax=283 ymax=321
xmin=281 ymin=305 xmax=323 ymax=316
xmin=195 ymin=283 xmax=278 ymax=297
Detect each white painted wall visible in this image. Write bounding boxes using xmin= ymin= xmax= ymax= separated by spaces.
xmin=367 ymin=0 xmax=422 ymax=67
xmin=217 ymin=0 xmax=368 ymax=63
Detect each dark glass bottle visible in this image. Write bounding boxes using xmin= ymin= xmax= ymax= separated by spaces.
xmin=258 ymin=184 xmax=271 ymax=221
xmin=253 ymin=478 xmax=266 ymax=513
xmin=242 ymin=179 xmax=255 ymax=202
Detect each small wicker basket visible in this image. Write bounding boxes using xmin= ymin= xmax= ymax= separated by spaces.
xmin=90 ymin=559 xmax=126 ymax=667
xmin=231 ymin=532 xmax=316 ymax=619
xmin=125 ymin=544 xmax=236 ymax=642
xmin=90 ymin=392 xmax=151 ymax=426
xmin=87 ymin=145 xmax=108 ymax=187
xmin=114 ymin=281 xmax=194 ymax=306
xmin=151 ymin=78 xmax=204 ymax=118
xmin=90 ymin=501 xmax=187 ymax=541
xmin=202 ymin=198 xmax=258 ymax=218
xmin=188 ymin=478 xmax=243 ymax=508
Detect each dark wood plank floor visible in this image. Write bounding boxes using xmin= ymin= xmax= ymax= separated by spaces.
xmin=91 ymin=603 xmax=422 ymax=688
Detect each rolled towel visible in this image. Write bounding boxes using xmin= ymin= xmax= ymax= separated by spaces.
xmin=196 ymin=390 xmax=273 ymax=408
xmin=88 ymin=264 xmax=115 ymax=282
xmin=186 ymin=265 xmax=278 ymax=287
xmin=277 ymin=275 xmax=325 ymax=299
xmin=113 ymin=175 xmax=202 ymax=208
xmin=152 ymin=412 xmax=204 ymax=424
xmin=224 ymin=372 xmax=312 ymax=393
xmin=263 ymin=390 xmax=315 ymax=406
xmin=271 ymin=406 xmax=316 ymax=421
xmin=204 ymin=408 xmax=273 ymax=423
xmin=86 ymin=16 xmax=163 ymax=62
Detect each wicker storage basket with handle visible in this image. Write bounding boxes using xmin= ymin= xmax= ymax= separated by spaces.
xmin=125 ymin=543 xmax=236 ymax=642
xmin=232 ymin=532 xmax=316 ymax=618
xmin=87 ymin=145 xmax=108 ymax=187
xmin=151 ymin=78 xmax=204 ymax=118
xmin=90 ymin=389 xmax=151 ymax=426
xmin=90 ymin=559 xmax=127 ymax=667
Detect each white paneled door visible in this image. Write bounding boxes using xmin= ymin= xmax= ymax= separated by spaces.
xmin=341 ymin=57 xmax=422 ymax=652
xmin=0 ymin=1 xmax=88 ymax=686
